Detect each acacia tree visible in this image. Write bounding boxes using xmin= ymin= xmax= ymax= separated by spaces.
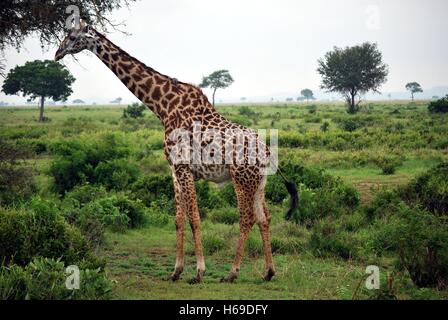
xmin=199 ymin=70 xmax=234 ymax=106
xmin=405 ymin=82 xmax=423 ymax=102
xmin=2 ymin=60 xmax=75 ymax=121
xmin=0 ymin=0 xmax=135 ymax=76
xmin=317 ymin=42 xmax=388 ymax=114
xmin=300 ymin=89 xmax=314 ymax=103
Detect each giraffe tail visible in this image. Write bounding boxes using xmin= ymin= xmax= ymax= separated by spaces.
xmin=276 ymin=167 xmax=299 ymax=221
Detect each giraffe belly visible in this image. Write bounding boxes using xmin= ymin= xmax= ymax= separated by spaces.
xmin=190 ymin=164 xmax=231 ymax=183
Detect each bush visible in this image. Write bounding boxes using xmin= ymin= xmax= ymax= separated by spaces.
xmin=337 ymin=118 xmax=363 ymax=132
xmin=112 ymin=195 xmax=147 ymax=228
xmin=292 ymin=185 xmax=358 ymax=225
xmin=309 ymin=219 xmax=359 ymax=260
xmin=266 ymin=163 xmax=360 ymax=224
xmin=77 ymin=195 xmax=146 ymax=234
xmin=195 ymin=180 xmax=225 ymax=216
xmin=0 ymin=199 xmax=100 ymax=268
xmin=320 ymin=121 xmax=330 ymax=132
xmin=218 ymin=183 xmax=237 ymax=207
xmin=63 ymin=184 xmax=108 ymax=209
xmin=49 ymin=133 xmax=132 ymax=194
xmin=374 ymin=155 xmax=403 ymax=175
xmin=209 ymin=207 xmax=239 ymax=225
xmin=94 ymin=159 xmax=140 ymax=190
xmin=131 ymin=174 xmax=174 ymax=207
xmin=400 ymin=162 xmax=448 ymax=215
xmin=371 ymin=204 xmax=448 ymax=289
xmin=0 ymin=140 xmax=36 ymax=206
xmin=122 ymin=103 xmax=146 ymax=118
xmin=202 ymin=233 xmax=226 ymax=255
xmin=428 ymin=95 xmax=448 ymax=113
xmin=0 ymin=257 xmax=113 ymax=300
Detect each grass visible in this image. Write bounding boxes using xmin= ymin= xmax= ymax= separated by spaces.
xmin=100 ymin=223 xmax=448 ymax=300
xmin=1 ymin=101 xmax=448 ymax=300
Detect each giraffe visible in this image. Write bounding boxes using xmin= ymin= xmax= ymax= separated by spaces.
xmin=55 ymin=21 xmax=298 ymax=284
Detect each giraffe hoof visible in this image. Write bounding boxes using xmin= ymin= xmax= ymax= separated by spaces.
xmin=263 ymin=268 xmax=275 ymax=281
xmin=188 ymin=276 xmax=203 ymax=285
xmin=165 ymin=274 xmax=181 ymax=282
xmin=220 ymin=273 xmax=237 ymax=283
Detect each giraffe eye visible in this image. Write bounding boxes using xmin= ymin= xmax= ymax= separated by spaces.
xmin=69 ymin=36 xmax=75 ymax=41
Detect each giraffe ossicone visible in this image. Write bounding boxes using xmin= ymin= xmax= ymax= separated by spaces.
xmin=55 ymin=21 xmax=298 ymax=284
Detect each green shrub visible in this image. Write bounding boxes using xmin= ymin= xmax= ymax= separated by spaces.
xmin=122 ymin=103 xmax=146 ymax=118
xmin=0 ymin=199 xmax=100 ymax=268
xmin=112 ymin=195 xmax=147 ymax=228
xmin=0 ymin=257 xmax=112 ymax=300
xmin=265 ymin=175 xmax=289 ymax=204
xmin=218 ymin=183 xmax=237 ymax=207
xmin=131 ymin=174 xmax=174 ymax=207
xmin=363 ymin=188 xmax=402 ymax=221
xmin=337 ymin=118 xmax=363 ymax=132
xmin=78 ymin=195 xmax=146 ymax=234
xmin=371 ymin=204 xmax=448 ymax=289
xmin=0 ymin=140 xmax=36 ymax=206
xmin=202 ymin=233 xmax=226 ymax=255
xmin=400 ymin=162 xmax=448 ymax=215
xmin=375 ymin=155 xmax=403 ymax=175
xmin=49 ymin=133 xmax=132 ymax=194
xmin=209 ymin=207 xmax=239 ymax=225
xmin=309 ymin=219 xmax=359 ymax=260
xmin=270 ymin=237 xmax=302 ymax=254
xmin=195 ymin=180 xmax=225 ymax=216
xmin=94 ymin=159 xmax=140 ymax=190
xmin=428 ymin=95 xmax=448 ymax=113
xmin=246 ymin=234 xmax=263 ymax=258
xmin=320 ymin=121 xmax=330 ymax=132
xmin=63 ymin=184 xmax=108 ymax=208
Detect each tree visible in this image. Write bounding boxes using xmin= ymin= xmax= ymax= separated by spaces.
xmin=317 ymin=42 xmax=388 ymax=114
xmin=0 ymin=1 xmax=136 ymax=77
xmin=405 ymin=82 xmax=423 ymax=102
xmin=0 ymin=1 xmax=135 ymax=52
xmin=2 ymin=60 xmax=75 ymax=121
xmin=110 ymin=97 xmax=122 ymax=104
xmin=300 ymin=89 xmax=314 ymax=103
xmin=199 ymin=70 xmax=234 ymax=106
xmin=73 ymin=99 xmax=85 ymax=104
xmin=123 ymin=103 xmax=146 ymax=118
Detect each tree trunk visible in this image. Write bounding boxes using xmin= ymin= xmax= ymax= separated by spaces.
xmin=39 ymin=96 xmax=45 ymax=122
xmin=212 ymin=87 xmax=217 ymax=106
xmin=411 ymin=92 xmax=414 ymax=102
xmin=348 ymin=92 xmax=357 ymax=114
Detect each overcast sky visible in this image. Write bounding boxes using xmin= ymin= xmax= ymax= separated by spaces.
xmin=1 ymin=0 xmax=447 ymax=104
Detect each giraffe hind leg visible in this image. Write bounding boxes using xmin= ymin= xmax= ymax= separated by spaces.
xmin=221 ymin=168 xmax=258 ymax=283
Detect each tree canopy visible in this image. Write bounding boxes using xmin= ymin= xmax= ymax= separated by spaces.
xmin=317 ymin=42 xmax=388 ymax=114
xmin=405 ymin=82 xmax=423 ymax=101
xmin=199 ymin=70 xmax=234 ymax=106
xmin=300 ymin=89 xmax=315 ymax=103
xmin=0 ymin=0 xmax=135 ymax=76
xmin=2 ymin=60 xmax=75 ymax=121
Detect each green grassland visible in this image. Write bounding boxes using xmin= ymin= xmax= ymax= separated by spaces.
xmin=1 ymin=101 xmax=447 ymax=300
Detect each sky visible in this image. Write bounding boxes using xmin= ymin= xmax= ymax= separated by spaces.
xmin=1 ymin=0 xmax=447 ymax=104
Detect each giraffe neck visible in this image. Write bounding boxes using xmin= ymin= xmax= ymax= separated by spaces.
xmin=90 ymin=30 xmax=174 ymax=122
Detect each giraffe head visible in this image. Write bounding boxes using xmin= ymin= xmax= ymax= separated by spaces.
xmin=55 ymin=20 xmax=97 ymax=61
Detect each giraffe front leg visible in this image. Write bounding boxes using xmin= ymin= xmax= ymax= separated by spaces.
xmin=174 ymin=166 xmax=205 ymax=284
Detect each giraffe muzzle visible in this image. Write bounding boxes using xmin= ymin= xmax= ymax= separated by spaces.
xmin=55 ymin=49 xmax=65 ymax=61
